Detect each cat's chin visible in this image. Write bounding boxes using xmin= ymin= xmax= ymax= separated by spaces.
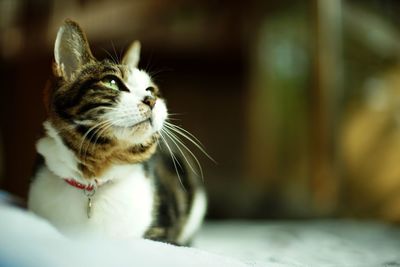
xmin=112 ymin=121 xmax=157 ymax=145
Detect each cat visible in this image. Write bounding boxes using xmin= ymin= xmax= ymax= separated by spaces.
xmin=27 ymin=19 xmax=207 ymax=245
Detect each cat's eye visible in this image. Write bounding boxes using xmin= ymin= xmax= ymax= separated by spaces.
xmin=146 ymin=86 xmax=155 ymax=93
xmin=146 ymin=86 xmax=159 ymax=97
xmin=100 ymin=76 xmax=120 ymax=91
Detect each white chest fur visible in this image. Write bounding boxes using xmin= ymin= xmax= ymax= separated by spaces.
xmin=29 ymin=165 xmax=154 ymax=239
xmin=28 ymin=122 xmax=155 ymax=239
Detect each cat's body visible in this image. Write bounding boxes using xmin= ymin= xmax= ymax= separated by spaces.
xmin=27 ymin=20 xmax=206 ymax=245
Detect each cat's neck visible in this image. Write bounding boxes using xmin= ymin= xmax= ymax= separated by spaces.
xmin=37 ymin=121 xmax=82 ymax=181
xmin=37 ymin=120 xmax=146 ymax=185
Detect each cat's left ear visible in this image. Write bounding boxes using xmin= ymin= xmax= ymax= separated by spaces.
xmin=54 ymin=19 xmax=94 ymax=81
xmin=122 ymin=41 xmax=141 ymax=68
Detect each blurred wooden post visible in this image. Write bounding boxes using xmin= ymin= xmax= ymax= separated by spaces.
xmin=310 ymin=0 xmax=343 ymax=215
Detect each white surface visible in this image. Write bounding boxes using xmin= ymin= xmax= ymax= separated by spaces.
xmin=196 ymin=221 xmax=400 ymax=267
xmin=1 ymin=201 xmax=400 ymax=267
xmin=0 ymin=203 xmax=247 ymax=267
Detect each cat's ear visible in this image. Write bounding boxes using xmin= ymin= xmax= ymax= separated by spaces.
xmin=54 ymin=19 xmax=94 ymax=81
xmin=122 ymin=41 xmax=141 ymax=68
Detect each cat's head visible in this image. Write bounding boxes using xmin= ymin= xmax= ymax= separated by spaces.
xmin=46 ymin=20 xmax=167 ymax=173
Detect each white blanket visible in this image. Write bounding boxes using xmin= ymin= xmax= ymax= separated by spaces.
xmin=0 ymin=201 xmax=399 ymax=267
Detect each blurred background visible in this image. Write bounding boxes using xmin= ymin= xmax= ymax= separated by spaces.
xmin=1 ymin=0 xmax=400 ymax=222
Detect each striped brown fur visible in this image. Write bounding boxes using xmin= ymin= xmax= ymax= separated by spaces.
xmin=144 ymin=152 xmax=201 ymax=245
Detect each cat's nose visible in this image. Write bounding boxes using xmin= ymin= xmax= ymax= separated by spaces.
xmin=142 ymin=95 xmax=156 ymax=109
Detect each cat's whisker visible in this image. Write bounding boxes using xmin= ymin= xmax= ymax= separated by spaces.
xmin=77 ymin=106 xmax=120 ymax=159
xmin=147 ymin=67 xmax=174 ymax=80
xmin=86 ymin=114 xmax=146 ymax=159
xmin=102 ymin=46 xmax=118 ymax=65
xmin=166 ymin=114 xmax=182 ymax=121
xmin=165 ymin=118 xmax=181 ymax=121
xmin=86 ymin=116 xmax=126 ymax=153
xmin=143 ymin=50 xmax=154 ymax=76
xmin=93 ymin=106 xmax=119 ymax=112
xmin=82 ymin=118 xmax=119 ymax=161
xmin=164 ymin=122 xmax=215 ymax=163
xmin=78 ymin=120 xmax=113 ymax=160
xmin=167 ymin=113 xmax=183 ymax=118
xmin=155 ymin=132 xmax=163 ymax=149
xmin=159 ymin=131 xmax=186 ymax=191
xmin=82 ymin=122 xmax=112 ymax=161
xmin=162 ymin=128 xmax=203 ymax=179
xmin=164 ymin=122 xmax=204 ymax=148
xmin=111 ymin=41 xmax=121 ymax=64
xmin=89 ymin=121 xmax=117 ymax=154
xmin=159 ymin=131 xmax=182 ymax=170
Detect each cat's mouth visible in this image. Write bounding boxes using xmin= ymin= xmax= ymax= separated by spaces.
xmin=112 ymin=118 xmax=152 ymax=130
xmin=130 ymin=118 xmax=152 ymax=128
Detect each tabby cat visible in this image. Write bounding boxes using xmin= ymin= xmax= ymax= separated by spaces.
xmin=28 ymin=20 xmax=206 ymax=245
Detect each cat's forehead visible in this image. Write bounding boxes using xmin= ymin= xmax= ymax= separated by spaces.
xmin=98 ymin=59 xmax=151 ymax=82
xmin=124 ymin=68 xmax=152 ymax=88
xmin=82 ymin=60 xmax=145 ymax=77
xmin=79 ymin=60 xmax=121 ymax=77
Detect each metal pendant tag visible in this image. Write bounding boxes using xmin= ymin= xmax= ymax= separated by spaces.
xmin=87 ymin=197 xmax=93 ymax=219
xmin=84 ymin=188 xmax=96 ymax=219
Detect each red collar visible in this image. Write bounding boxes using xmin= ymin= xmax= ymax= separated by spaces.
xmin=64 ymin=179 xmax=95 ymax=191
